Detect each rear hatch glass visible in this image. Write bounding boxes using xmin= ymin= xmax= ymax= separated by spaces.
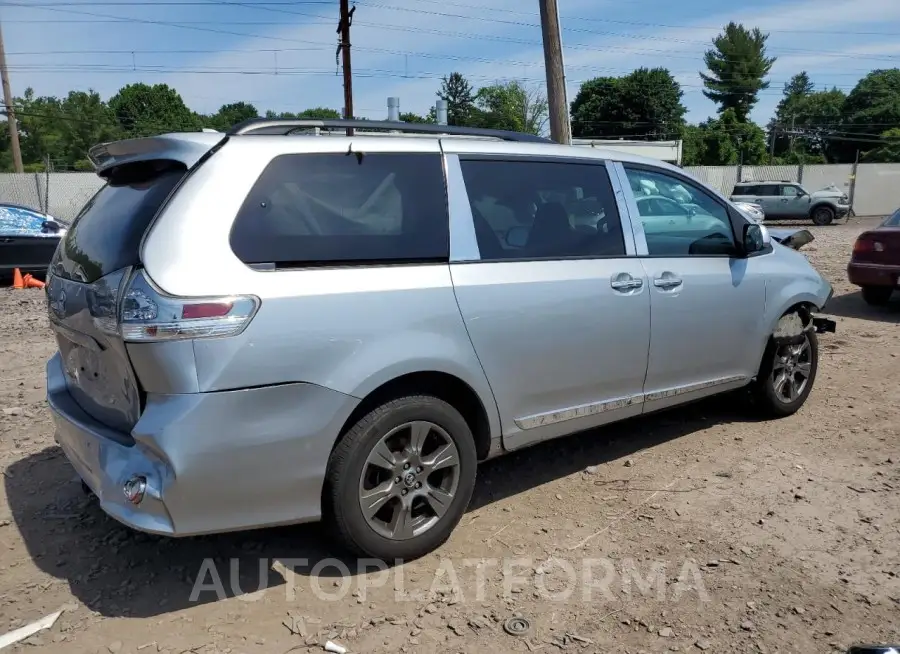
xmin=47 ymin=160 xmax=187 ymax=437
xmin=51 ymin=160 xmax=185 ymax=283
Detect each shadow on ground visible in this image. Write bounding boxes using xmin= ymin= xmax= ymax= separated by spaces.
xmin=5 ymin=395 xmax=762 ymax=619
xmin=825 ymin=290 xmax=900 ymax=324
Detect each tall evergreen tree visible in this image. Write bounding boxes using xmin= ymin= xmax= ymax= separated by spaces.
xmin=700 ymin=22 xmax=776 ymax=122
xmin=436 ymin=72 xmax=477 ymax=126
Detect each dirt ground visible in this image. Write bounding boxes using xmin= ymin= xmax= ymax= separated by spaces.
xmin=1 ymin=217 xmax=899 ymax=654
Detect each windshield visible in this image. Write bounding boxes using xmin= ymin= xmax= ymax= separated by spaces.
xmin=0 ymin=204 xmax=60 ymax=238
xmin=885 ymin=208 xmax=900 ymax=226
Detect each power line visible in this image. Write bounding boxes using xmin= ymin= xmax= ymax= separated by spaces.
xmin=2 ymin=46 xmax=885 ymax=82
xmin=8 ymin=1 xmax=900 ymax=65
xmin=1 ymin=61 xmax=874 ymax=95
xmin=11 ymin=0 xmax=900 ymax=38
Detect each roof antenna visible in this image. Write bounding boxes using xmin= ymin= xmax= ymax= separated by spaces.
xmin=346 ymin=142 xmax=364 ymax=164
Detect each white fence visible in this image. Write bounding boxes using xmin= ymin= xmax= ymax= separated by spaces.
xmin=683 ymin=163 xmax=900 ymax=217
xmin=2 ymin=163 xmax=900 ymax=223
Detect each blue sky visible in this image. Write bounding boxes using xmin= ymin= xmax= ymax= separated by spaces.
xmin=3 ymin=0 xmax=900 ymax=129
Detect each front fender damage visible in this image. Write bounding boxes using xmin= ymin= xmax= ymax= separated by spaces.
xmin=773 ymin=306 xmax=836 ymax=347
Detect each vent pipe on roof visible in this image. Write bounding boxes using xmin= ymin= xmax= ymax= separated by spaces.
xmin=387 ymin=97 xmax=400 ymax=122
xmin=435 ymin=100 xmax=449 ymax=126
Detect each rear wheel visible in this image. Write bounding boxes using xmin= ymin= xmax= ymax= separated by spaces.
xmin=324 ymin=395 xmax=477 ymax=561
xmin=752 ymin=330 xmax=818 ymax=418
xmin=861 ymin=286 xmax=893 ymax=306
xmin=811 ymin=205 xmax=835 ymax=226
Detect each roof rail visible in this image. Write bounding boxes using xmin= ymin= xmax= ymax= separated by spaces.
xmin=226 ymin=118 xmax=551 ymax=143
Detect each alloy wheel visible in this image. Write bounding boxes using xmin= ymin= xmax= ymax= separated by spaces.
xmin=770 ymin=334 xmax=813 ymax=403
xmin=357 ymin=421 xmax=461 ymax=540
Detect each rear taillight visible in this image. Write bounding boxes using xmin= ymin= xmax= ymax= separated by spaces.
xmin=853 ymin=235 xmax=884 ymax=256
xmin=118 ymin=269 xmax=259 ymax=342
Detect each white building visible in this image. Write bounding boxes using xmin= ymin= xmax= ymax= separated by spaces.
xmin=571 ymin=139 xmax=683 ymax=165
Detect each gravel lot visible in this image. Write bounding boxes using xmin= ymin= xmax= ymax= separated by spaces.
xmin=1 ymin=217 xmax=898 ymax=654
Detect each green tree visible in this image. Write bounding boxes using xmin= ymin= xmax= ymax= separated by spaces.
xmin=474 ymin=81 xmax=548 ymax=135
xmin=766 ymin=72 xmax=848 ymax=163
xmin=108 ymin=83 xmax=201 ymax=137
xmin=296 ymin=107 xmax=342 ymax=119
xmin=839 ymin=69 xmax=900 ymax=160
xmin=58 ymin=90 xmax=121 ymax=166
xmin=862 ymin=127 xmax=900 ymax=162
xmin=571 ymin=68 xmax=686 ymax=139
xmin=14 ymin=88 xmax=64 ymax=167
xmin=437 ymin=72 xmax=477 ymax=126
xmin=399 ymin=111 xmax=435 ymax=124
xmin=682 ymin=108 xmax=767 ymax=165
xmin=701 ymin=22 xmax=776 ymax=122
xmin=208 ymin=102 xmax=258 ymax=130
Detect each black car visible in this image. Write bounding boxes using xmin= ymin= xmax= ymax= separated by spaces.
xmin=0 ymin=203 xmax=65 ymax=282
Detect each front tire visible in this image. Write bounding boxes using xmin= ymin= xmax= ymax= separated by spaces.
xmin=324 ymin=395 xmax=477 ymax=561
xmin=811 ymin=205 xmax=835 ymax=226
xmin=752 ymin=330 xmax=818 ymax=418
xmin=861 ymin=286 xmax=893 ymax=306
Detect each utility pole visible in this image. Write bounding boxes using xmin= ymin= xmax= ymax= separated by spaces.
xmin=537 ymin=0 xmax=571 ymax=145
xmin=0 ymin=20 xmax=24 ymax=173
xmin=337 ymin=0 xmax=355 ymax=136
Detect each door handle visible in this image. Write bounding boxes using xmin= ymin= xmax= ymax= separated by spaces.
xmin=780 ymin=198 xmax=789 ymax=203
xmin=653 ymin=276 xmax=683 ymax=289
xmin=610 ymin=276 xmax=643 ymax=291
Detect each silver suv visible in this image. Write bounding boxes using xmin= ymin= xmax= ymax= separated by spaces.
xmin=45 ymin=120 xmax=836 ymax=561
xmin=730 ymin=180 xmax=850 ymax=226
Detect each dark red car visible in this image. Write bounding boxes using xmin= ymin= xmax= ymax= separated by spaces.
xmin=848 ymin=209 xmax=900 ymax=305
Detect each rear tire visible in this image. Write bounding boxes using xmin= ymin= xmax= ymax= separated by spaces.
xmin=861 ymin=286 xmax=893 ymax=306
xmin=811 ymin=205 xmax=835 ymax=226
xmin=752 ymin=330 xmax=818 ymax=418
xmin=324 ymin=395 xmax=477 ymax=561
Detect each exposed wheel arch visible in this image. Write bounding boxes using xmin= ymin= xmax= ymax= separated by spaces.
xmin=335 ymin=371 xmax=494 ymax=462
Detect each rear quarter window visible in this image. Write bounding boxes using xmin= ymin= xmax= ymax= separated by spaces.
xmin=230 ymin=152 xmax=449 ymax=267
xmin=50 ymin=161 xmax=187 ymax=283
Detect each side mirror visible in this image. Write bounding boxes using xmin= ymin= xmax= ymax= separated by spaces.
xmin=41 ymin=219 xmax=61 ymax=234
xmin=505 ymin=226 xmax=528 ymax=249
xmin=742 ymin=222 xmax=766 ymax=254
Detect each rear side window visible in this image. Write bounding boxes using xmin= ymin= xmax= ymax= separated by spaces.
xmin=51 ymin=161 xmax=187 ymax=283
xmin=459 ymin=158 xmax=625 ymax=260
xmin=230 ymin=153 xmax=449 ymax=266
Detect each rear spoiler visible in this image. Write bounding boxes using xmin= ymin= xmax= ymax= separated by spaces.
xmin=88 ymin=132 xmax=227 ymax=179
xmin=768 ymin=228 xmax=815 ymax=251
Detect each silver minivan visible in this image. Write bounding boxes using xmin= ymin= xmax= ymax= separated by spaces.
xmin=44 ymin=120 xmax=835 ymax=561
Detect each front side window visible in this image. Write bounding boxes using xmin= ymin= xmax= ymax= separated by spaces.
xmin=624 ymin=167 xmax=737 ymax=257
xmin=230 ymin=153 xmax=449 ymax=266
xmin=459 ymin=159 xmax=626 ymax=260
xmin=780 ymin=185 xmax=801 ymax=197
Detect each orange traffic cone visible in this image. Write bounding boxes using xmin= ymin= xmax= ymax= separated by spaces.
xmin=22 ymin=274 xmax=45 ymax=290
xmin=12 ymin=268 xmax=24 ymax=289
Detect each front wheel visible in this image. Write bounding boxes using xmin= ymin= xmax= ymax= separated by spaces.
xmin=752 ymin=330 xmax=818 ymax=418
xmin=811 ymin=205 xmax=835 ymax=226
xmin=324 ymin=395 xmax=477 ymax=561
xmin=861 ymin=286 xmax=893 ymax=306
